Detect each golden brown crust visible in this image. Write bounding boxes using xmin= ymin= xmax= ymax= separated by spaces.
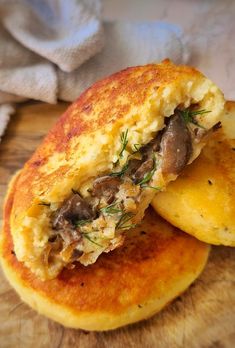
xmin=0 ymin=173 xmax=210 ymax=330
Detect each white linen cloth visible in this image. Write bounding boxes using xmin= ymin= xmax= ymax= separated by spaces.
xmin=0 ymin=0 xmax=189 ymax=140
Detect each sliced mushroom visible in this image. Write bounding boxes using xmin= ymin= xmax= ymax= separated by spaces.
xmin=132 ymin=158 xmax=154 ymax=183
xmin=53 ymin=193 xmax=95 ymax=230
xmin=140 ymin=135 xmax=161 ymax=159
xmin=160 ymin=112 xmax=192 ymax=174
xmin=92 ymin=176 xmax=121 ymax=204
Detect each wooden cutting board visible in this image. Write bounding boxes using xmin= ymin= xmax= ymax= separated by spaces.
xmin=0 ymin=102 xmax=235 ymax=348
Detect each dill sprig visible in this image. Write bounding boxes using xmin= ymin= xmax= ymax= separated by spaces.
xmin=110 ymin=161 xmax=129 ymax=177
xmin=132 ymin=143 xmax=142 ymax=154
xmin=38 ymin=201 xmax=51 ymax=207
xmin=116 ymin=211 xmax=136 ymax=230
xmin=137 ymin=156 xmax=157 ymax=187
xmin=82 ymin=233 xmax=103 ymax=247
xmin=179 ymin=108 xmax=210 ymax=128
xmin=141 ymin=185 xmax=161 ymax=191
xmin=119 ymin=129 xmax=129 ymax=158
xmin=74 ymin=219 xmax=92 ymax=227
xmin=100 ymin=202 xmax=122 ymax=215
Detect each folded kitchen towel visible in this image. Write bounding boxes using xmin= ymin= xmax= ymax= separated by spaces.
xmin=58 ymin=21 xmax=189 ymax=102
xmin=0 ymin=0 xmax=104 ymax=104
xmin=0 ymin=0 xmax=189 ymax=140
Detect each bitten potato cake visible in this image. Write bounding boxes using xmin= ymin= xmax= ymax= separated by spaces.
xmin=7 ymin=60 xmax=224 ymax=279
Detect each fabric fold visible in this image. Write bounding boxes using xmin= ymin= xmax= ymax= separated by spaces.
xmin=0 ymin=0 xmax=104 ymax=73
xmin=58 ymin=21 xmax=189 ymax=101
xmin=0 ymin=1 xmax=190 ymax=141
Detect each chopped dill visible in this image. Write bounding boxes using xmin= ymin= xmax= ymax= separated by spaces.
xmin=116 ymin=211 xmax=136 ymax=230
xmin=141 ymin=185 xmax=161 ymax=191
xmin=110 ymin=161 xmax=129 ymax=177
xmin=119 ymin=129 xmax=129 ymax=158
xmin=118 ymin=223 xmax=137 ymax=230
xmin=82 ymin=233 xmax=103 ymax=247
xmin=132 ymin=143 xmax=142 ymax=154
xmin=74 ymin=219 xmax=92 ymax=227
xmin=137 ymin=156 xmax=157 ymax=187
xmin=38 ymin=202 xmax=51 ymax=207
xmin=100 ymin=202 xmax=122 ymax=215
xmin=179 ymin=108 xmax=210 ymax=128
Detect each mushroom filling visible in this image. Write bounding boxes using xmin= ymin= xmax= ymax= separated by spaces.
xmin=46 ymin=107 xmax=219 ymax=264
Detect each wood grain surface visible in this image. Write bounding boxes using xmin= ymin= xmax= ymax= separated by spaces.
xmin=0 ymin=102 xmax=235 ymax=348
